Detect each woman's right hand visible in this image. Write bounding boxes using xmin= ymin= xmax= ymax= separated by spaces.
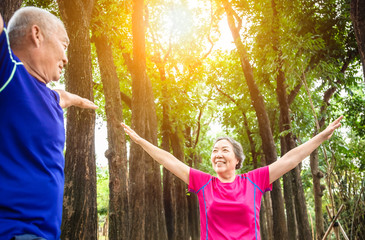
xmin=121 ymin=122 xmax=142 ymax=144
xmin=120 ymin=122 xmax=190 ymax=184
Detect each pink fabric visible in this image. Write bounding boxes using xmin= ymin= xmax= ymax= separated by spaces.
xmin=188 ymin=166 xmax=272 ymax=240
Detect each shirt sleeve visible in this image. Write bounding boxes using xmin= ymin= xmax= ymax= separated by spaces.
xmin=188 ymin=168 xmax=213 ymax=194
xmin=246 ymin=166 xmax=272 ymax=193
xmin=51 ymin=89 xmax=61 ymax=105
xmin=0 ymin=26 xmax=19 ymax=93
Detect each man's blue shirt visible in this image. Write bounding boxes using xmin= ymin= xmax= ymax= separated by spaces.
xmin=0 ymin=27 xmax=65 ymax=240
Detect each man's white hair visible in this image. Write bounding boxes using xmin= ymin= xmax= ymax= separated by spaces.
xmin=7 ymin=6 xmax=65 ymax=49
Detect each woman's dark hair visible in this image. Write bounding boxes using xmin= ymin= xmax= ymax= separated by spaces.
xmin=214 ymin=137 xmax=245 ymax=169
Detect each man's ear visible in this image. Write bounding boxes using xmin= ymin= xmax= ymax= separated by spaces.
xmin=30 ymin=25 xmax=44 ymax=48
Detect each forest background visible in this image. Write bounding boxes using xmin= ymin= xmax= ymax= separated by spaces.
xmin=1 ymin=0 xmax=364 ymax=239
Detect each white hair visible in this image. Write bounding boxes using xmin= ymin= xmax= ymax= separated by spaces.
xmin=7 ymin=6 xmax=65 ymax=49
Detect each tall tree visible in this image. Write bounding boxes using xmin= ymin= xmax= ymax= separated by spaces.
xmin=185 ymin=127 xmax=200 ymax=240
xmin=271 ymin=1 xmax=312 ymax=239
xmin=92 ymin=20 xmax=129 ymax=240
xmin=170 ymin=128 xmax=189 ymax=240
xmin=57 ymin=1 xmax=98 ymax=239
xmin=0 ymin=0 xmax=23 ymax=24
xmin=161 ymin=112 xmax=178 ymax=240
xmin=220 ymin=0 xmax=288 ymax=238
xmin=128 ymin=0 xmax=167 ymax=239
xmin=155 ymin=46 xmax=179 ymax=239
xmin=351 ymin=0 xmax=365 ymax=80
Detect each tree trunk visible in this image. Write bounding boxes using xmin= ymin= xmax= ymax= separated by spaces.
xmin=185 ymin=127 xmax=201 ymax=240
xmin=171 ymin=128 xmax=189 ymax=240
xmin=160 ymin=64 xmax=178 ymax=240
xmin=221 ymin=0 xmax=288 ymax=239
xmin=292 ymin=165 xmax=312 ymax=240
xmin=271 ymin=1 xmax=312 ymax=238
xmin=351 ymin=0 xmax=365 ymax=80
xmin=282 ymin=167 xmax=298 ymax=239
xmin=260 ymin=195 xmax=269 ymax=240
xmin=0 ymin=0 xmax=22 ymax=25
xmin=57 ymin=1 xmax=97 ymax=239
xmin=310 ymin=86 xmax=336 ymax=239
xmin=129 ymin=0 xmax=167 ymax=239
xmin=263 ymin=191 xmax=274 ymax=240
xmin=272 ymin=4 xmax=297 ymax=237
xmin=92 ymin=30 xmax=129 ymax=240
xmin=163 ymin=157 xmax=177 ymax=240
xmin=310 ymin=148 xmax=325 ymax=240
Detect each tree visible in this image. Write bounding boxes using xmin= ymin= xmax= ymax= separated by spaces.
xmin=57 ymin=0 xmax=98 ymax=239
xmin=0 ymin=0 xmax=23 ymax=24
xmin=128 ymin=0 xmax=167 ymax=239
xmin=270 ymin=1 xmax=312 ymax=239
xmin=219 ymin=0 xmax=288 ymax=238
xmin=92 ymin=14 xmax=129 ymax=239
xmin=351 ymin=0 xmax=365 ymax=80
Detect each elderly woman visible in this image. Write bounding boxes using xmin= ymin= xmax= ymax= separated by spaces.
xmin=121 ymin=116 xmax=342 ymax=240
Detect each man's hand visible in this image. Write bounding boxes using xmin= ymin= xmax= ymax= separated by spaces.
xmin=54 ymin=89 xmax=98 ymax=110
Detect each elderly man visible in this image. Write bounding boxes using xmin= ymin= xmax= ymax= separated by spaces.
xmin=0 ymin=7 xmax=97 ymax=240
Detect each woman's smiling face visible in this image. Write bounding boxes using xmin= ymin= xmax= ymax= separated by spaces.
xmin=211 ymin=139 xmax=239 ymax=176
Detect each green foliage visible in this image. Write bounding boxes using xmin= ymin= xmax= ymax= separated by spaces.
xmin=97 ymin=165 xmax=109 ymax=216
xmin=22 ymin=0 xmax=59 ymax=16
xmin=341 ymin=88 xmax=365 ymax=137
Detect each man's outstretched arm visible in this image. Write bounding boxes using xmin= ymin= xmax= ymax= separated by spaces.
xmin=54 ymin=89 xmax=98 ymax=110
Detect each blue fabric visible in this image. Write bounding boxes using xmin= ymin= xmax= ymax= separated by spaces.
xmin=0 ymin=27 xmax=65 ymax=240
xmin=12 ymin=234 xmax=47 ymax=240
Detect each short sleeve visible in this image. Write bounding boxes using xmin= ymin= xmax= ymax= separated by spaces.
xmin=0 ymin=26 xmax=22 ymax=93
xmin=245 ymin=166 xmax=272 ymax=193
xmin=51 ymin=90 xmax=60 ymax=104
xmin=0 ymin=28 xmax=11 ymax=88
xmin=188 ymin=168 xmax=213 ymax=193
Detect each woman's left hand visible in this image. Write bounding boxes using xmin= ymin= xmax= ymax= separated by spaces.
xmin=321 ymin=115 xmax=343 ymax=140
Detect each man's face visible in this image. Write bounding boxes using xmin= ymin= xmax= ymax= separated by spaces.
xmin=39 ymin=25 xmax=69 ymax=83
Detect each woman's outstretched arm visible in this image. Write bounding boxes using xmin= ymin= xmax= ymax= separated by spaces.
xmin=269 ymin=116 xmax=343 ymax=184
xmin=121 ymin=123 xmax=190 ymax=184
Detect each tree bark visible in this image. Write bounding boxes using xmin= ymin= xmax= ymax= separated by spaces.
xmin=263 ymin=191 xmax=274 ymax=240
xmin=185 ymin=127 xmax=200 ymax=240
xmin=0 ymin=0 xmax=22 ymax=25
xmin=57 ymin=1 xmax=97 ymax=239
xmin=92 ymin=30 xmax=129 ymax=240
xmin=271 ymin=0 xmax=312 ymax=240
xmin=159 ymin=62 xmax=178 ymax=240
xmin=221 ymin=0 xmax=288 ymax=239
xmin=171 ymin=128 xmax=189 ymax=240
xmin=310 ymin=86 xmax=336 ymax=239
xmin=129 ymin=0 xmax=167 ymax=239
xmin=271 ymin=1 xmax=313 ymax=239
xmin=271 ymin=1 xmax=297 ymax=238
xmin=310 ymin=148 xmax=324 ymax=240
xmin=351 ymin=0 xmax=365 ymax=80
xmin=162 ymin=148 xmax=177 ymax=240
